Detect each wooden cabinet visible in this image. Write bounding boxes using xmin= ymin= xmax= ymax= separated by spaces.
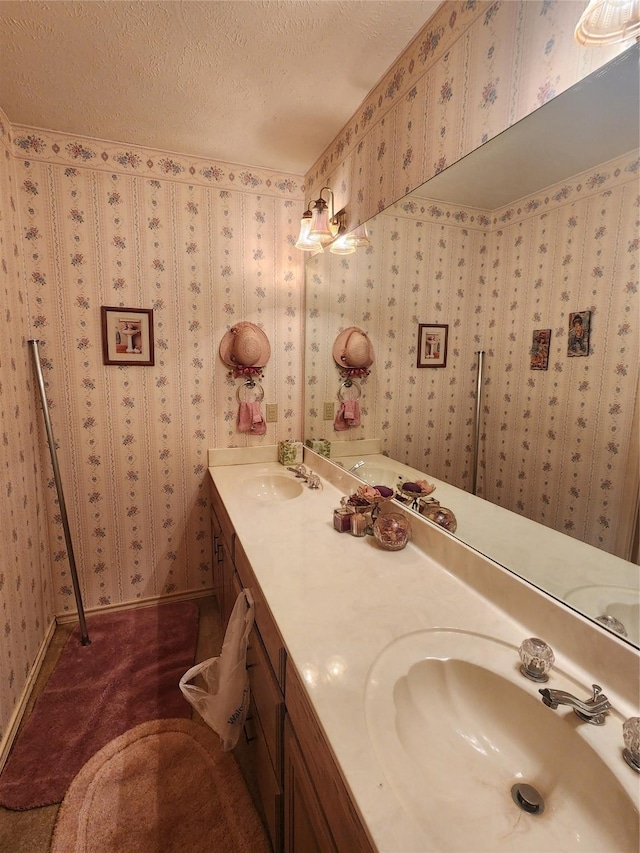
xmin=236 ymin=538 xmax=285 ymax=852
xmin=210 ymin=480 xmax=374 ymax=853
xmin=210 ymin=480 xmax=236 ymax=624
xmin=283 ymin=717 xmax=336 ymax=853
xmin=285 ymin=663 xmax=375 ymax=853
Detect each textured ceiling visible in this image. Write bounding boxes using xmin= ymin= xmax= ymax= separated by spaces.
xmin=0 ymin=0 xmax=441 ymax=174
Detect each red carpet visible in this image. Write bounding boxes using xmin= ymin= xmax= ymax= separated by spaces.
xmin=0 ymin=600 xmax=199 ymax=810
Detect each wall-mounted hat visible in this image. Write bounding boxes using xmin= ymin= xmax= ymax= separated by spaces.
xmin=219 ymin=322 xmax=271 ymax=372
xmin=332 ymin=327 xmax=374 ymax=372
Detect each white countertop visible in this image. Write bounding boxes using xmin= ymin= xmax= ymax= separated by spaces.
xmin=336 ymin=452 xmax=639 ymax=614
xmin=209 ymin=451 xmax=639 ymax=852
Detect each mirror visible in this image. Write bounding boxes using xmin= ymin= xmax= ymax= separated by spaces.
xmin=304 ymin=46 xmax=640 ymax=647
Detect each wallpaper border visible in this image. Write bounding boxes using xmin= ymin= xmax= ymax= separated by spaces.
xmin=9 ymin=124 xmax=305 ymax=200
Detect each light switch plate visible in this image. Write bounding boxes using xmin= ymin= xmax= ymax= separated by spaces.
xmin=323 ymin=401 xmax=335 ymax=420
xmin=265 ymin=403 xmax=278 ymax=422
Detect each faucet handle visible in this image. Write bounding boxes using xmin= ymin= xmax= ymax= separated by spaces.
xmin=519 ymin=637 xmax=555 ymax=682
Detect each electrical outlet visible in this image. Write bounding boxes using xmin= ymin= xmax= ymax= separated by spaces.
xmin=323 ymin=401 xmax=335 ymax=420
xmin=265 ymin=403 xmax=278 ymax=423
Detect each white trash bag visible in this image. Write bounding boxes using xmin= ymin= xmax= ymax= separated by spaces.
xmin=179 ymin=590 xmax=255 ymax=750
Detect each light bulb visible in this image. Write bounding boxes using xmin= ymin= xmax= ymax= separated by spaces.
xmin=309 ymin=203 xmax=334 ymax=246
xmin=329 ymin=232 xmax=356 ymax=255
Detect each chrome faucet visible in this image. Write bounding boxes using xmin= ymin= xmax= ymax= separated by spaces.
xmin=287 ymin=465 xmax=321 ymax=489
xmin=539 ymin=683 xmax=611 ymax=725
xmin=348 ymin=460 xmax=365 ymax=472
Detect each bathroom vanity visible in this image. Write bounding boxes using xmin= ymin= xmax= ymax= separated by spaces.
xmin=210 ymin=465 xmax=372 ymax=851
xmin=208 ymin=448 xmax=639 ymax=852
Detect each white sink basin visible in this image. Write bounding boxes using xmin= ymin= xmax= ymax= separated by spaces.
xmin=564 ymin=584 xmax=639 ymax=646
xmin=240 ymin=473 xmax=304 ymax=501
xmin=365 ymin=629 xmax=638 ymax=852
xmin=356 ymin=464 xmax=401 ymax=489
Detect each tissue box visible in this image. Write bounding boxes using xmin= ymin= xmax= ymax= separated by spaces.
xmin=278 ymin=440 xmax=303 ymax=466
xmin=305 ymin=438 xmax=331 ymax=458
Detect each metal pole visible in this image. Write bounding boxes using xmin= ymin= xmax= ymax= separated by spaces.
xmin=472 ymin=350 xmax=485 ymax=497
xmin=28 ymin=340 xmax=90 ymax=645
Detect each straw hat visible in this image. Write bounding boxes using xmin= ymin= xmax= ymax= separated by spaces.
xmin=332 ymin=327 xmax=374 ymax=370
xmin=219 ymin=322 xmax=271 ymax=369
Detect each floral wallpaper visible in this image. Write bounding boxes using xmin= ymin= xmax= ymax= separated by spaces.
xmin=11 ymin=128 xmax=305 ymax=620
xmin=482 ymin=154 xmax=638 ymax=553
xmin=305 ymin=150 xmax=639 ymax=557
xmin=305 ymin=0 xmax=624 ymax=227
xmin=0 ymin=116 xmax=55 ymax=746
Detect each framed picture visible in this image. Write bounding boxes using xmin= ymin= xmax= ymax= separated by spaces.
xmin=567 ymin=310 xmax=591 ymax=358
xmin=101 ymin=306 xmax=154 ymax=366
xmin=530 ymin=329 xmax=551 ymax=370
xmin=417 ymin=324 xmax=448 ymax=368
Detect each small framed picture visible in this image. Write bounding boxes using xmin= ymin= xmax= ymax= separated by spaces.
xmin=567 ymin=310 xmax=590 ymax=358
xmin=101 ymin=306 xmax=154 ymax=366
xmin=417 ymin=323 xmax=448 ymax=368
xmin=530 ymin=329 xmax=551 ymax=370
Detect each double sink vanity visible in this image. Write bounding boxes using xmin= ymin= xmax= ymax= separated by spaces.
xmin=208 ymin=445 xmax=639 ymax=852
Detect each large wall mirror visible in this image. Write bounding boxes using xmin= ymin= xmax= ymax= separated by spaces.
xmin=304 ymin=45 xmax=639 ymax=648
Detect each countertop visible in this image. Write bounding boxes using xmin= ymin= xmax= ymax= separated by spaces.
xmin=208 ymin=451 xmax=639 ymax=851
xmin=336 ymin=452 xmax=639 ymax=613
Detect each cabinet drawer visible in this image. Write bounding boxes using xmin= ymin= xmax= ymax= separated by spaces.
xmin=246 ymin=702 xmax=283 ymax=853
xmin=235 ymin=538 xmax=286 ymax=687
xmin=247 ymin=626 xmax=284 ymax=781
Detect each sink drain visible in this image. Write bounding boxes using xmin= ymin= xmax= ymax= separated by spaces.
xmin=511 ymin=783 xmax=545 ymax=815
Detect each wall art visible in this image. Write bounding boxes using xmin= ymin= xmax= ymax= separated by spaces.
xmin=530 ymin=329 xmax=551 ymax=370
xmin=417 ymin=323 xmax=448 ymax=368
xmin=101 ymin=306 xmax=155 ymax=366
xmin=567 ymin=310 xmax=591 ymax=358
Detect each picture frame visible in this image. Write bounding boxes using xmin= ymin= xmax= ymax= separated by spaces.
xmin=530 ymin=329 xmax=551 ymax=371
xmin=417 ymin=323 xmax=448 ymax=368
xmin=101 ymin=306 xmax=154 ymax=366
xmin=567 ymin=310 xmax=591 ymax=358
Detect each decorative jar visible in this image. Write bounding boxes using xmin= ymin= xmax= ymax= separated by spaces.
xmin=420 ymin=498 xmax=457 ymax=533
xmin=373 ymin=512 xmax=411 ymax=551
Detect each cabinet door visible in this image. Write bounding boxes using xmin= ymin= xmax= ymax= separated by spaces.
xmin=283 ymin=718 xmax=336 ymax=853
xmin=285 ymin=666 xmax=375 ymax=853
xmin=220 ymin=541 xmax=236 ymax=627
xmin=246 ymin=703 xmax=284 ymax=852
xmin=246 ymin=626 xmax=284 ymax=783
xmin=210 ymin=505 xmax=224 ymax=606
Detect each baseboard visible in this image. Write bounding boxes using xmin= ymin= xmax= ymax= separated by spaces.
xmin=55 ymin=586 xmax=215 ymax=624
xmin=0 ymin=616 xmax=57 ymax=773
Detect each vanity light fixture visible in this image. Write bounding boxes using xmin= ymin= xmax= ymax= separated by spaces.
xmin=575 ymin=0 xmax=640 ymax=44
xmin=295 ymin=187 xmax=371 ymax=255
xmin=295 ymin=186 xmax=348 ymax=253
